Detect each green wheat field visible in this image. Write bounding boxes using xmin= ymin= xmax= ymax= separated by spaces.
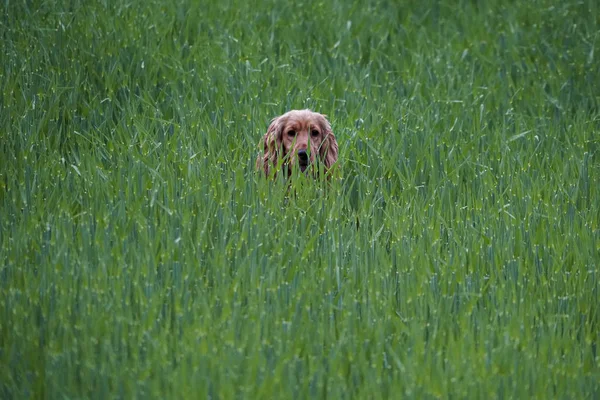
xmin=1 ymin=0 xmax=599 ymax=398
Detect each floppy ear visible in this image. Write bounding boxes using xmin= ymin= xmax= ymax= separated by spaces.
xmin=320 ymin=124 xmax=338 ymax=169
xmin=257 ymin=116 xmax=284 ymax=176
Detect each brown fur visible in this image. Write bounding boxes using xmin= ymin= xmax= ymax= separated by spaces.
xmin=257 ymin=109 xmax=338 ymax=178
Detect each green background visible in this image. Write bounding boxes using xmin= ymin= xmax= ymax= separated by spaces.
xmin=1 ymin=0 xmax=599 ymax=398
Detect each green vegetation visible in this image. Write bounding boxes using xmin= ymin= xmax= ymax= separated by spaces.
xmin=1 ymin=0 xmax=599 ymax=398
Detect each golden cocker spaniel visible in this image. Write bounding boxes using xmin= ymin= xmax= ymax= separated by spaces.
xmin=258 ymin=109 xmax=338 ymax=178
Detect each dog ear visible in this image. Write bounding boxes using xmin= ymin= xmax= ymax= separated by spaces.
xmin=320 ymin=124 xmax=338 ymax=169
xmin=257 ymin=115 xmax=284 ymax=176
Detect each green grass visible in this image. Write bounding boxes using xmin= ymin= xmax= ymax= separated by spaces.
xmin=1 ymin=0 xmax=599 ymax=398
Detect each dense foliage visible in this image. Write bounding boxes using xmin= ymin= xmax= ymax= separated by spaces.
xmin=1 ymin=0 xmax=598 ymax=398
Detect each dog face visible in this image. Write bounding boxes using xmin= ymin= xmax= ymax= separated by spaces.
xmin=258 ymin=109 xmax=338 ymax=177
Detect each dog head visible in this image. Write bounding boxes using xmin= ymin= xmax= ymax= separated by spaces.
xmin=258 ymin=109 xmax=338 ymax=177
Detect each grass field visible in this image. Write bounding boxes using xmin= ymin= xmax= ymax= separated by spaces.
xmin=1 ymin=0 xmax=599 ymax=398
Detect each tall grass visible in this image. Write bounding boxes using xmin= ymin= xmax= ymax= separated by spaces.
xmin=1 ymin=0 xmax=599 ymax=398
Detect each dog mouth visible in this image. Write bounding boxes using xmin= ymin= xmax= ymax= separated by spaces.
xmin=297 ymin=150 xmax=310 ymax=172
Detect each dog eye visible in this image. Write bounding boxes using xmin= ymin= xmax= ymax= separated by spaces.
xmin=287 ymin=130 xmax=296 ymax=137
xmin=311 ymin=130 xmax=319 ymax=137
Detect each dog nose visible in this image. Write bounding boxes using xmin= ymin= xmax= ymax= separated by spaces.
xmin=297 ymin=150 xmax=308 ymax=163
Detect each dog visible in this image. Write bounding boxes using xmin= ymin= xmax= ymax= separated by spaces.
xmin=257 ymin=109 xmax=338 ymax=178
